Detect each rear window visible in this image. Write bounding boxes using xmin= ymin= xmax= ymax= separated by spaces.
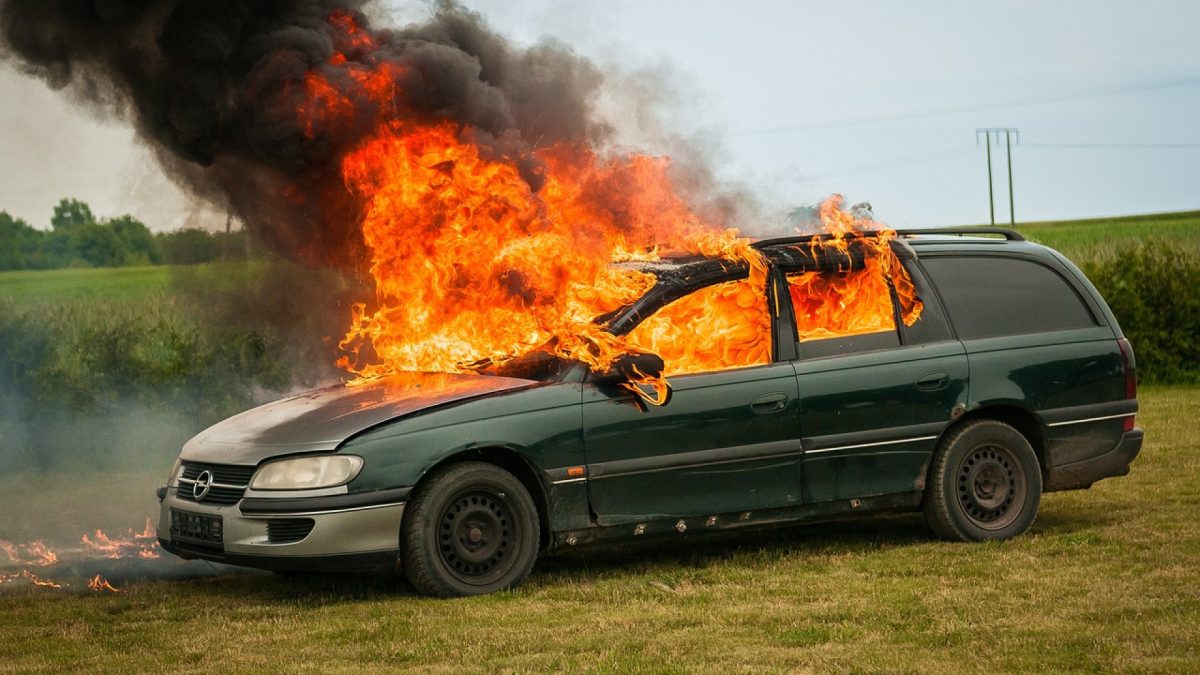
xmin=921 ymin=256 xmax=1096 ymax=339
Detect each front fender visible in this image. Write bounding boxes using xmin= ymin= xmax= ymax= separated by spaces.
xmin=338 ymin=381 xmax=584 ymax=497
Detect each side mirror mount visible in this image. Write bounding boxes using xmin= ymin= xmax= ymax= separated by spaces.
xmin=594 ymin=352 xmax=673 ymax=408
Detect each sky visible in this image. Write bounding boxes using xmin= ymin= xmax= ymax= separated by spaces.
xmin=1 ymin=0 xmax=1198 ymax=231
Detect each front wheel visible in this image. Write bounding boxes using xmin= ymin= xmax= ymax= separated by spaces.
xmin=924 ymin=419 xmax=1042 ymax=541
xmin=401 ymin=462 xmax=540 ymax=597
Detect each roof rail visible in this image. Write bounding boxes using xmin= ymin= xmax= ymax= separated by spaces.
xmin=895 ymin=227 xmax=1025 ymax=241
xmin=751 ymin=226 xmax=1024 ymax=249
xmin=750 ymin=233 xmax=835 ymax=249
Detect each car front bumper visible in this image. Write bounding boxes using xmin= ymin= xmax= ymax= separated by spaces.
xmin=156 ymin=486 xmax=408 ymax=573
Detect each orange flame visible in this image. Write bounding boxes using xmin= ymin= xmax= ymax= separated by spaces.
xmin=300 ymin=13 xmax=920 ymax=385
xmin=790 ymin=195 xmax=923 ymax=339
xmin=625 ymin=278 xmax=771 ymax=377
xmin=1 ymin=519 xmax=160 ymax=593
xmin=88 ymin=575 xmax=121 ymax=593
xmin=82 ymin=518 xmax=160 ymax=560
xmin=0 ymin=570 xmax=63 ymax=589
xmin=1 ymin=540 xmax=64 ymax=589
xmin=23 ymin=541 xmax=57 ymax=567
xmin=334 ymin=120 xmax=760 ymax=380
xmin=0 ymin=540 xmax=18 ymax=564
xmin=29 ymin=572 xmax=62 ymax=589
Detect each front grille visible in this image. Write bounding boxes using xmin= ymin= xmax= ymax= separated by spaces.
xmin=176 ymin=461 xmax=256 ymax=506
xmin=266 ymin=518 xmax=316 ymax=544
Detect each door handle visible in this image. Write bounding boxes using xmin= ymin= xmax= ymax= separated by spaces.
xmin=751 ymin=392 xmax=789 ymax=414
xmin=916 ymin=372 xmax=950 ymax=391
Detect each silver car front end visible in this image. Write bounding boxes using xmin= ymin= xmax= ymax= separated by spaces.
xmin=156 ymin=462 xmax=407 ymax=572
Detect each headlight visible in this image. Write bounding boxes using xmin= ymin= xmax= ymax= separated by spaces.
xmin=166 ymin=458 xmax=182 ymax=486
xmin=249 ymin=455 xmax=364 ymax=490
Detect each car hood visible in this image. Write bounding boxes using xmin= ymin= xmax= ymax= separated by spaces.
xmin=180 ymin=371 xmax=535 ymax=465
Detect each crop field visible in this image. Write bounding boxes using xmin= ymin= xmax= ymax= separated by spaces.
xmin=0 ymin=265 xmax=170 ymax=303
xmin=1011 ymin=209 xmax=1200 ymax=262
xmin=1 ymin=213 xmax=1197 ymax=672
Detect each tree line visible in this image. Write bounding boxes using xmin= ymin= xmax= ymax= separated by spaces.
xmin=0 ymin=198 xmax=254 ymax=270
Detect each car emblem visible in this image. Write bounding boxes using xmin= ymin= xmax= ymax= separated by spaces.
xmin=193 ymin=470 xmax=213 ymax=501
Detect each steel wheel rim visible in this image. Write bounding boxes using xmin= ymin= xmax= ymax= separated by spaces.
xmin=956 ymin=443 xmax=1027 ymax=530
xmin=437 ymin=488 xmax=517 ymax=585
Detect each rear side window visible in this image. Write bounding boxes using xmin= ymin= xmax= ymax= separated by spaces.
xmin=921 ymin=256 xmax=1096 ymax=339
xmin=785 ymin=256 xmax=923 ymax=358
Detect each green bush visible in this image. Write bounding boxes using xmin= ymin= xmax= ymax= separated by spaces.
xmin=1081 ymin=239 xmax=1200 ymax=385
xmin=0 ymin=261 xmax=358 ymax=469
xmin=0 ymin=295 xmax=288 ymax=468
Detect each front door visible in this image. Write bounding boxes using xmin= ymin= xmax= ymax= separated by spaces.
xmin=582 ymin=277 xmax=803 ymax=525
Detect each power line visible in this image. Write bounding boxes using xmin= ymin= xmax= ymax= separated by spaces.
xmin=792 ymin=140 xmax=1200 ymax=183
xmin=731 ymin=74 xmax=1200 ymax=137
xmin=811 ymin=146 xmax=975 ymax=179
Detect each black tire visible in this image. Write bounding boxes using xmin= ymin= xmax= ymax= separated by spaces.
xmin=401 ymin=462 xmax=540 ymax=597
xmin=924 ymin=419 xmax=1043 ymax=541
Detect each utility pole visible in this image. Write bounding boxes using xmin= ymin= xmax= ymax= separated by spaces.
xmin=222 ymin=212 xmax=232 ymax=261
xmin=976 ymin=128 xmax=1019 ymax=226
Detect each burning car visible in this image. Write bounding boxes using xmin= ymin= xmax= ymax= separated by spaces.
xmin=158 ymin=227 xmax=1142 ymax=596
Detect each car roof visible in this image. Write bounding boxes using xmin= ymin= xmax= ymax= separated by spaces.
xmin=617 ymin=228 xmax=1039 ymax=280
xmin=605 ymin=228 xmax=1060 ymax=335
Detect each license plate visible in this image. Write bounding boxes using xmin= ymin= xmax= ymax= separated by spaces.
xmin=171 ymin=509 xmax=223 ymax=545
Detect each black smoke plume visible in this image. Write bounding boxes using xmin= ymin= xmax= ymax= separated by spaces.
xmin=0 ymin=0 xmax=609 ymax=269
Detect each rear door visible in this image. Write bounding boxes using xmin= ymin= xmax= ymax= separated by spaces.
xmin=917 ymin=253 xmax=1128 ymax=467
xmin=581 ymin=275 xmax=803 ymax=525
xmin=784 ymin=253 xmax=968 ymax=503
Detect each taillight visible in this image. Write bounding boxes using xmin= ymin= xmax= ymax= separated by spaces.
xmin=1118 ymin=337 xmax=1137 ymax=431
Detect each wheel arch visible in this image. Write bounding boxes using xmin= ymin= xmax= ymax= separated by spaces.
xmin=408 ymin=446 xmax=553 ymax=551
xmin=936 ymin=404 xmax=1048 ymax=478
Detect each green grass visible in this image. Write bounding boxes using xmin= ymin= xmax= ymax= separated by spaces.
xmin=0 ymin=261 xmax=282 ymax=305
xmin=1 ymin=387 xmax=1196 ymax=673
xmin=0 ymin=265 xmax=171 ymax=303
xmin=1011 ymin=210 xmax=1200 ymax=263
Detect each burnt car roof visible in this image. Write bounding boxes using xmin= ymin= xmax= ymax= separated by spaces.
xmin=616 ymin=226 xmax=1025 ymax=282
xmin=602 ymin=227 xmax=1028 ymax=335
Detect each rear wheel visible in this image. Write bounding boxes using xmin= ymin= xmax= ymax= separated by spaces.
xmin=401 ymin=462 xmax=539 ymax=597
xmin=924 ymin=419 xmax=1042 ymax=541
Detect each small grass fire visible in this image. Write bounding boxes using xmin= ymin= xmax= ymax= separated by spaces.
xmin=0 ymin=520 xmax=161 ymax=593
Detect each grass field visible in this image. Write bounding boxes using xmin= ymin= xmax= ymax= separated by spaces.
xmin=1009 ymin=209 xmax=1200 ymax=263
xmin=0 ymin=261 xmax=284 ymax=304
xmin=0 ymin=386 xmax=1196 ymax=673
xmin=0 ymin=265 xmax=170 ymax=303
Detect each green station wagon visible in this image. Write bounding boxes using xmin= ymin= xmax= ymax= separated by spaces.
xmin=157 ymin=228 xmax=1142 ymax=596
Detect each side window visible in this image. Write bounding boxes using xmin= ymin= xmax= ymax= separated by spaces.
xmin=898 ymin=259 xmax=953 ymax=345
xmin=624 ymin=279 xmax=771 ymax=376
xmin=786 ymin=258 xmax=922 ymax=358
xmin=920 ymin=256 xmax=1097 ymax=339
